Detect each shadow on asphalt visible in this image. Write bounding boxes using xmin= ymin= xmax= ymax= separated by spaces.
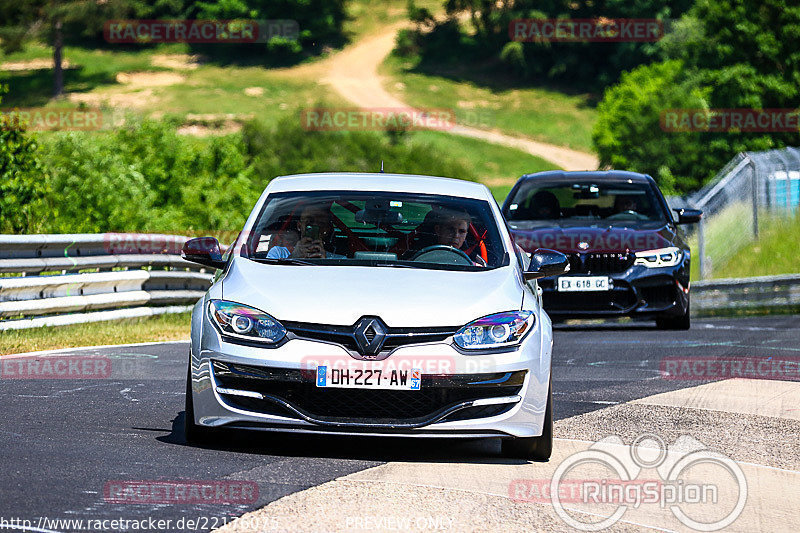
xmin=155 ymin=412 xmax=541 ymax=465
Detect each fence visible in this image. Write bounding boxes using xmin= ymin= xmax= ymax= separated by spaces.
xmin=0 ymin=234 xmax=214 ymax=331
xmin=685 ymin=147 xmax=800 ymax=279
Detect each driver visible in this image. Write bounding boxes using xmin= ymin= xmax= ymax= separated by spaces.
xmin=432 ymin=208 xmax=487 ymax=267
xmin=434 ymin=208 xmax=469 ymax=249
xmin=266 ymin=202 xmax=345 ymax=259
xmin=613 ymin=195 xmax=639 ymax=214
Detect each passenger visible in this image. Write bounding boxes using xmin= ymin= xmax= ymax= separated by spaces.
xmin=529 ymin=191 xmax=560 ymax=219
xmin=263 ymin=219 xmax=300 ymax=253
xmin=266 ymin=203 xmax=345 ymax=259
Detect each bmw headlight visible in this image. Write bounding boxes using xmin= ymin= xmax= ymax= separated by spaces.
xmin=633 ymin=247 xmax=682 ymax=268
xmin=454 ymin=311 xmax=535 ymax=350
xmin=208 ymin=300 xmax=286 ymax=344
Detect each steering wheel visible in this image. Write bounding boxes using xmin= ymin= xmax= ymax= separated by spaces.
xmin=607 ymin=210 xmax=649 ymax=221
xmin=410 ymin=245 xmax=473 ymax=266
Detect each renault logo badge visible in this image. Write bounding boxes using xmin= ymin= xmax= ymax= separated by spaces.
xmin=353 ymin=317 xmax=387 ymax=356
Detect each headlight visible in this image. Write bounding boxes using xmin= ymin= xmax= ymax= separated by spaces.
xmin=633 ymin=247 xmax=682 ymax=268
xmin=208 ymin=300 xmax=286 ymax=344
xmin=454 ymin=310 xmax=535 ymax=350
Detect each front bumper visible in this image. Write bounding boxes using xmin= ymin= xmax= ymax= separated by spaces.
xmin=188 ymin=300 xmax=552 ymax=439
xmin=540 ymin=263 xmax=690 ymax=319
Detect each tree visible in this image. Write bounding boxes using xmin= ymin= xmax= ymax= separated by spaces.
xmin=0 ymin=0 xmax=139 ymax=97
xmin=593 ymin=60 xmax=709 ymax=193
xmin=594 ymin=0 xmax=800 ymax=193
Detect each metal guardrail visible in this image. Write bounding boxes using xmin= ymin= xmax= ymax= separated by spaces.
xmin=0 ymin=234 xmax=214 ymax=330
xmin=1 ymin=235 xmax=796 ymax=330
xmin=692 ymin=274 xmax=800 ymax=314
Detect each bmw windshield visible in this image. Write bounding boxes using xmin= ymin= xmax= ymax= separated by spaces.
xmin=242 ymin=191 xmax=509 ymax=271
xmin=505 ymin=180 xmax=670 ymax=229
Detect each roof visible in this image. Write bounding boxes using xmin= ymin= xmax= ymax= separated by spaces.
xmin=265 ymin=172 xmax=492 ymax=200
xmin=519 ymin=170 xmax=653 ymax=183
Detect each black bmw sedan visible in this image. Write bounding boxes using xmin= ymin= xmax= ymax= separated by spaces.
xmin=502 ymin=171 xmax=702 ymax=329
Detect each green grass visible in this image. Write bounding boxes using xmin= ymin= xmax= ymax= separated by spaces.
xmin=345 ymin=0 xmax=440 ymax=39
xmin=712 ymin=212 xmax=800 ymax=279
xmin=0 ymin=312 xmax=191 ymax=356
xmin=381 ymin=55 xmax=598 ymax=152
xmin=687 ymin=203 xmax=752 ymax=280
xmin=409 ymin=130 xmax=560 ymax=202
xmin=0 ymin=43 xmax=184 ymax=107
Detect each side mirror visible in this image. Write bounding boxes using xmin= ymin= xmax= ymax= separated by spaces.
xmin=181 ymin=237 xmax=226 ymax=269
xmin=673 ymin=208 xmax=703 ymax=224
xmin=524 ymin=248 xmax=570 ymax=281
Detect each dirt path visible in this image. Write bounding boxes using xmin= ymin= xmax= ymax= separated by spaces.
xmin=319 ymin=24 xmax=599 ymax=171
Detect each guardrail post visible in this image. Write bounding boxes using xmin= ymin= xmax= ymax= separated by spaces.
xmin=698 ymin=216 xmax=708 ymax=280
xmin=749 ymin=158 xmax=759 ymax=239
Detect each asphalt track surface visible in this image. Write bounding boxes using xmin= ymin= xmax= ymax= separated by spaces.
xmin=1 ymin=314 xmax=798 ymax=532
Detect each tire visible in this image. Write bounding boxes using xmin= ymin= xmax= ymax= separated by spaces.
xmin=656 ymin=300 xmax=691 ymax=330
xmin=502 ymin=380 xmax=553 ymax=461
xmin=184 ymin=364 xmax=221 ymax=445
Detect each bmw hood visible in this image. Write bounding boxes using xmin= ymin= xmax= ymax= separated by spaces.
xmin=509 ymin=224 xmax=674 ymax=253
xmin=220 ymin=257 xmax=524 ymax=327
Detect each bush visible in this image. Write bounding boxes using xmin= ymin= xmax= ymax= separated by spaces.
xmin=36 ymin=119 xmax=255 ymax=233
xmin=0 ymin=86 xmax=49 ymax=233
xmin=8 ymin=114 xmax=477 ymax=234
xmin=241 ymin=116 xmax=476 ymax=181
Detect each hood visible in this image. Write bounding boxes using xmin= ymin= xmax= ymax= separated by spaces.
xmin=221 ymin=258 xmax=524 ymax=327
xmin=510 ymin=224 xmax=674 ymax=254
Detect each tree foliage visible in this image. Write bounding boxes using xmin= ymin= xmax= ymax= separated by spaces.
xmin=0 ymin=86 xmax=49 ymax=234
xmin=6 ymin=116 xmax=476 ymax=234
xmin=594 ymin=0 xmax=800 ymax=193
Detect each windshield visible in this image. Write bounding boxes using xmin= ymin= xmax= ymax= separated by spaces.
xmin=505 ymin=180 xmax=669 ymax=227
xmin=243 ymin=191 xmax=508 ymax=271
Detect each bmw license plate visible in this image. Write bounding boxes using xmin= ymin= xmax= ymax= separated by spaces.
xmin=557 ymin=276 xmax=609 ymax=292
xmin=316 ymin=366 xmax=421 ymax=390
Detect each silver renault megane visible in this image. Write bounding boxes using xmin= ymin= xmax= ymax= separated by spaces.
xmin=181 ymin=172 xmax=568 ymax=460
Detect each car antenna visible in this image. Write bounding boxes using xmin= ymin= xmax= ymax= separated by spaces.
xmin=380 ymin=160 xmax=384 ymax=173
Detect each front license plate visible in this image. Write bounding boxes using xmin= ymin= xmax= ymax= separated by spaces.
xmin=558 ymin=276 xmax=609 ymax=292
xmin=316 ymin=366 xmax=421 ymax=390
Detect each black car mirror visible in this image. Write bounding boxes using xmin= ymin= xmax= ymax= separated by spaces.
xmin=182 ymin=237 xmax=227 ymax=269
xmin=524 ymin=248 xmax=570 ymax=281
xmin=673 ymin=208 xmax=703 ymax=224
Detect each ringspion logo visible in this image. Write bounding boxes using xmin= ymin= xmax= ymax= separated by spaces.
xmin=516 ymin=433 xmax=747 ymax=531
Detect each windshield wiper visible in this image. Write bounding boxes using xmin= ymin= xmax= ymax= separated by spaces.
xmin=252 ymin=257 xmax=316 ymax=266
